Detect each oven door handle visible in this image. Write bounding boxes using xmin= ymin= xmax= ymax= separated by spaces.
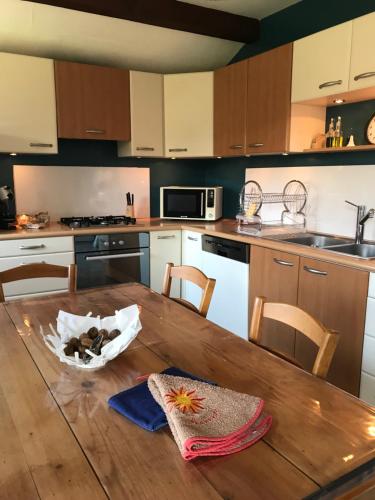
xmin=85 ymin=252 xmax=145 ymax=261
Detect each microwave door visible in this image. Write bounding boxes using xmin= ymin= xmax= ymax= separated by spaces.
xmin=163 ymin=189 xmax=206 ymax=219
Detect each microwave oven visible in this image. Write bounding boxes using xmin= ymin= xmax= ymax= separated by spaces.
xmin=160 ymin=186 xmax=223 ymax=221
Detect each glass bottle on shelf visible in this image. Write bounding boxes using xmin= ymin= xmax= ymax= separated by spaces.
xmin=326 ymin=118 xmax=335 ymax=148
xmin=334 ymin=116 xmax=343 ymax=147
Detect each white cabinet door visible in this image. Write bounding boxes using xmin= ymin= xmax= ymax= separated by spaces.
xmin=164 ymin=72 xmax=213 ymax=157
xmin=350 ymin=12 xmax=375 ymax=91
xmin=181 ymin=230 xmax=203 ymax=309
xmin=0 ymin=251 xmax=74 ymax=299
xmin=150 ymin=230 xmax=181 ymax=297
xmin=118 ymin=71 xmax=164 ymax=157
xmin=292 ymin=22 xmax=352 ymax=103
xmin=0 ymin=52 xmax=57 ymax=153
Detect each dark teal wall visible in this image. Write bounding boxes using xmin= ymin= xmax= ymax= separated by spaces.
xmin=0 ymin=140 xmax=203 ymax=217
xmin=233 ymin=0 xmax=375 ymax=63
xmin=1 ymin=1 xmax=374 ymax=220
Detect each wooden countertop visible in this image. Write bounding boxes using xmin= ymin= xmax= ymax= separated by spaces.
xmin=1 ymin=284 xmax=375 ymax=499
xmin=2 ymin=218 xmax=375 ymax=272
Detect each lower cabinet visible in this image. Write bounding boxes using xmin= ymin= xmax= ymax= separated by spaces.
xmin=150 ymin=231 xmax=181 ymax=298
xmin=297 ymin=257 xmax=368 ymax=396
xmin=250 ymin=246 xmax=299 ymax=357
xmin=250 ymin=245 xmax=369 ymax=396
xmin=0 ymin=236 xmax=74 ymax=300
xmin=181 ymin=230 xmax=203 ymax=309
xmin=360 ymin=274 xmax=375 ymax=405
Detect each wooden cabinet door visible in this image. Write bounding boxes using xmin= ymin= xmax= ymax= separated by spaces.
xmin=349 ymin=12 xmax=375 ymax=91
xmin=292 ymin=22 xmax=352 ymax=103
xmin=249 ymin=246 xmax=300 ymax=356
xmin=214 ymin=60 xmax=247 ymax=157
xmin=246 ymin=44 xmax=292 ymax=154
xmin=0 ymin=52 xmax=57 ymax=154
xmin=164 ymin=72 xmax=213 ymax=157
xmin=55 ymin=61 xmax=130 ymax=141
xmin=118 ymin=71 xmax=164 ymax=157
xmin=297 ymin=257 xmax=368 ymax=396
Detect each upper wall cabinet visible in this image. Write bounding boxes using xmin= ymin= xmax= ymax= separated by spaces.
xmin=54 ymin=61 xmax=130 ymax=141
xmin=0 ymin=53 xmax=57 ymax=154
xmin=214 ymin=60 xmax=247 ymax=157
xmin=164 ymin=72 xmax=213 ymax=157
xmin=246 ymin=44 xmax=293 ymax=154
xmin=350 ymin=12 xmax=375 ymax=91
xmin=118 ymin=71 xmax=164 ymax=157
xmin=292 ymin=22 xmax=352 ymax=103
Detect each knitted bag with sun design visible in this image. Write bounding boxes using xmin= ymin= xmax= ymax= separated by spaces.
xmin=148 ymin=374 xmax=272 ymax=461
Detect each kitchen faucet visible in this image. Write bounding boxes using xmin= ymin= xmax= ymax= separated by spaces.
xmin=345 ymin=200 xmax=375 ymax=244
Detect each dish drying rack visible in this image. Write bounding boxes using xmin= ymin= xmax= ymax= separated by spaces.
xmin=236 ymin=179 xmax=307 ymax=232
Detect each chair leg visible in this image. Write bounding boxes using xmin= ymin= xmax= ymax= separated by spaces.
xmin=161 ymin=263 xmax=173 ymax=298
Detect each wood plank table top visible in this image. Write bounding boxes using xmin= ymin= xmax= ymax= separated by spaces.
xmin=1 ymin=283 xmax=375 ymax=499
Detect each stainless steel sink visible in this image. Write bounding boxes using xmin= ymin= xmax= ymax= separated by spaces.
xmin=325 ymin=243 xmax=375 ymax=260
xmin=279 ymin=233 xmax=352 ymax=248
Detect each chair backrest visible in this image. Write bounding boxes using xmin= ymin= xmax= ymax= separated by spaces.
xmin=162 ymin=263 xmax=216 ymax=318
xmin=250 ymin=296 xmax=339 ymax=379
xmin=0 ymin=263 xmax=77 ymax=302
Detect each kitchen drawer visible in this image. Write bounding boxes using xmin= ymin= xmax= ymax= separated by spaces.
xmin=365 ymin=297 xmax=375 ymax=339
xmin=0 ymin=236 xmax=73 ymax=257
xmin=0 ymin=252 xmax=74 ymax=298
xmin=362 ymin=334 xmax=375 ymax=377
xmin=368 ymin=273 xmax=375 ymax=299
xmin=360 ymin=371 xmax=375 ymax=406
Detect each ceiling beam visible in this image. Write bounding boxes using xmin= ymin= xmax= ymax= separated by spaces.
xmin=28 ymin=0 xmax=260 ymax=43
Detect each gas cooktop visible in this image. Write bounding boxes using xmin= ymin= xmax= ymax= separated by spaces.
xmin=60 ymin=216 xmax=138 ymax=229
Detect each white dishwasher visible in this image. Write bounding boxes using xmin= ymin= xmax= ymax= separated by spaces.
xmin=201 ymin=235 xmax=250 ymax=340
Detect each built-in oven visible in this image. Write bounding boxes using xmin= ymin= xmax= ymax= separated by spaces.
xmin=74 ymin=233 xmax=149 ymax=290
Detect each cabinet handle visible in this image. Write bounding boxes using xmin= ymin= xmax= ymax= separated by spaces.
xmin=86 ymin=252 xmax=144 ymax=261
xmin=157 ymin=235 xmax=175 ymax=240
xmin=29 ymin=143 xmax=53 ymax=148
xmin=187 ymin=236 xmax=198 ymax=241
xmin=136 ymin=147 xmax=155 ymax=151
xmin=21 ymin=261 xmax=46 ymax=265
xmin=168 ymin=148 xmax=187 ymax=152
xmin=248 ymin=143 xmax=264 ymax=148
xmin=303 ymin=265 xmax=327 ymax=276
xmin=354 ymin=72 xmax=375 ymax=81
xmin=229 ymin=145 xmax=243 ymax=149
xmin=85 ymin=129 xmax=105 ymax=134
xmin=273 ymin=258 xmax=294 ymax=267
xmin=318 ymin=80 xmax=343 ymax=89
xmin=19 ymin=244 xmax=46 ymax=250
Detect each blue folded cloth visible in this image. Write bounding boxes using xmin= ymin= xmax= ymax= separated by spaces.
xmin=108 ymin=367 xmax=214 ymax=431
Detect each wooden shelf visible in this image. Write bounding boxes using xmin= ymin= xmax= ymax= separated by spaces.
xmin=303 ymin=145 xmax=375 ymax=153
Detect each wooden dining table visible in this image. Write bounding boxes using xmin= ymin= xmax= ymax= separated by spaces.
xmin=1 ymin=283 xmax=375 ymax=499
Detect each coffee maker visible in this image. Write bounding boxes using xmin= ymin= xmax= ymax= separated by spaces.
xmin=0 ymin=186 xmax=16 ymax=230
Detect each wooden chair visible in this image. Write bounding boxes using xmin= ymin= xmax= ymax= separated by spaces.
xmin=162 ymin=263 xmax=216 ymax=318
xmin=0 ymin=263 xmax=77 ymax=302
xmin=249 ymin=296 xmax=339 ymax=379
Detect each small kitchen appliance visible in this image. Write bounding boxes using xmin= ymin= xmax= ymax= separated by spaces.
xmin=160 ymin=186 xmax=223 ymax=221
xmin=0 ymin=186 xmax=16 ymax=230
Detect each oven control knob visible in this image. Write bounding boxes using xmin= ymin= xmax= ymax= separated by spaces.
xmin=103 ymin=241 xmax=109 ymax=247
xmin=112 ymin=241 xmax=116 ymax=245
xmin=119 ymin=240 xmax=124 ymax=245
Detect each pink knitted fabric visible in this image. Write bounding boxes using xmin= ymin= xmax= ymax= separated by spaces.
xmin=148 ymin=374 xmax=272 ymax=461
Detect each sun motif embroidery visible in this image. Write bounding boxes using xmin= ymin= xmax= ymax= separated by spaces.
xmin=165 ymin=386 xmax=205 ymax=414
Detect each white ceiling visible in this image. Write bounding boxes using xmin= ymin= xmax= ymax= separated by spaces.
xmin=0 ymin=0 xmax=243 ymax=73
xmin=0 ymin=0 xmax=302 ymax=74
xmin=179 ymin=0 xmax=302 ymax=19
